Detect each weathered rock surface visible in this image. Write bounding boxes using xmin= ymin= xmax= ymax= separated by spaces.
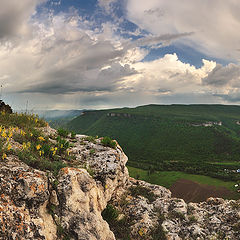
xmin=0 ymin=127 xmax=239 ymax=240
xmin=0 ymin=156 xmax=56 ymax=240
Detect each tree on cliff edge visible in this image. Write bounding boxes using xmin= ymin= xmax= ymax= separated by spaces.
xmin=0 ymin=100 xmax=12 ymax=114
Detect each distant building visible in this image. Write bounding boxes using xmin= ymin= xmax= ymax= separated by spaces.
xmin=191 ymin=121 xmax=222 ymax=127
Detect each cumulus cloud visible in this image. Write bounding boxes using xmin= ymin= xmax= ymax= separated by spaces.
xmin=128 ymin=54 xmax=215 ymax=95
xmin=126 ymin=0 xmax=240 ymax=61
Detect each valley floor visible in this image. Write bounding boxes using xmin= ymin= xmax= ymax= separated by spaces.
xmin=128 ymin=166 xmax=240 ymax=202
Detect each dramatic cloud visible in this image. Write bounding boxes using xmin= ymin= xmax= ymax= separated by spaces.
xmin=0 ymin=0 xmax=45 ymax=39
xmin=126 ymin=0 xmax=240 ymax=61
xmin=128 ymin=54 xmax=216 ymax=95
xmin=0 ymin=0 xmax=240 ymax=109
xmin=202 ymin=64 xmax=240 ymax=87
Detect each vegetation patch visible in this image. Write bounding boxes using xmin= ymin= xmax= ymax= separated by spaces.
xmin=102 ymin=204 xmax=131 ymax=240
xmin=83 ymin=136 xmax=97 ymax=143
xmin=101 ymin=136 xmax=117 ymax=148
xmin=0 ymin=112 xmax=74 ymax=176
xmin=150 ymin=212 xmax=167 ymax=240
xmin=128 ymin=185 xmax=156 ymax=203
xmin=57 ymin=128 xmax=69 ymax=138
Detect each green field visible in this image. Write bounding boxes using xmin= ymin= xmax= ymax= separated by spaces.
xmin=66 ymin=104 xmax=240 ymax=182
xmin=127 ymin=166 xmax=237 ymax=191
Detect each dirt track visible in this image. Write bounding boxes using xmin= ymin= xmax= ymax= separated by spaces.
xmin=169 ymin=179 xmax=237 ymax=202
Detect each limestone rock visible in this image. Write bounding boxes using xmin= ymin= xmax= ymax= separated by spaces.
xmin=0 ymin=156 xmax=56 ymax=240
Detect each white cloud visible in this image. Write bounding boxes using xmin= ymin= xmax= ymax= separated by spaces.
xmin=98 ymin=0 xmax=117 ymax=13
xmin=1 ymin=0 xmax=240 ymax=110
xmin=126 ymin=54 xmax=216 ymax=95
xmin=126 ymin=0 xmax=240 ymax=61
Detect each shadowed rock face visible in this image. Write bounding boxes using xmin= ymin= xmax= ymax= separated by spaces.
xmin=0 ymin=100 xmax=12 ymax=113
xmin=0 ymin=125 xmax=239 ymax=240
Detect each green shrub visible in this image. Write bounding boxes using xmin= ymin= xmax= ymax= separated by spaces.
xmin=101 ymin=136 xmax=116 ymax=148
xmin=57 ymin=128 xmax=69 ymax=138
xmin=102 ymin=204 xmax=131 ymax=239
xmin=17 ymin=150 xmax=67 ymax=176
xmin=102 ymin=204 xmax=119 ymax=222
xmin=83 ymin=136 xmax=97 ymax=143
xmin=90 ymin=149 xmax=95 ymax=155
xmin=70 ymin=131 xmax=76 ymax=139
xmin=188 ymin=215 xmax=197 ymax=223
xmin=56 ymin=136 xmax=70 ymax=153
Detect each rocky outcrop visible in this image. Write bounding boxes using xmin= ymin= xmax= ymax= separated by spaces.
xmin=0 ymin=126 xmax=239 ymax=240
xmin=0 ymin=156 xmax=56 ymax=239
xmin=0 ymin=130 xmax=128 ymax=240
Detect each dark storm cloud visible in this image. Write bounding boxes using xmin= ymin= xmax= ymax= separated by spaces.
xmin=202 ymin=63 xmax=240 ymax=87
xmin=19 ymin=63 xmax=138 ymax=94
xmin=19 ymin=82 xmax=113 ymax=94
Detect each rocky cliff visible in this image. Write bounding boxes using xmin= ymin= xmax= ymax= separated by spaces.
xmin=0 ymin=123 xmax=239 ymax=240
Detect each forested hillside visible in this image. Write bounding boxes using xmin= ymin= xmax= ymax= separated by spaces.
xmin=67 ymin=105 xmax=240 ymax=181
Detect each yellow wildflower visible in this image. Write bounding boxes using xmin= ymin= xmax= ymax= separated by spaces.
xmin=36 ymin=144 xmax=41 ymax=150
xmin=2 ymin=153 xmax=7 ymax=160
xmin=38 ymin=136 xmax=45 ymax=141
xmin=60 ymin=144 xmax=63 ymax=148
xmin=7 ymin=144 xmax=12 ymax=151
xmin=1 ymin=132 xmax=7 ymax=138
xmin=22 ymin=142 xmax=27 ymax=150
xmin=30 ymin=133 xmax=33 ymax=137
xmin=20 ymin=130 xmax=26 ymax=136
xmin=138 ymin=227 xmax=146 ymax=237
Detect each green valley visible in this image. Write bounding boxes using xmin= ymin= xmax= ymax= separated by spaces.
xmin=66 ymin=104 xmax=240 ymax=183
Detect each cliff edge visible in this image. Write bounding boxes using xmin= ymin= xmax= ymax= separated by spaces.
xmin=0 ymin=117 xmax=239 ymax=239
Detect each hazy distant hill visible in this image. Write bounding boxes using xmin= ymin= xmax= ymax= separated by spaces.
xmin=66 ymin=104 xmax=240 ymax=181
xmin=31 ymin=110 xmax=84 ymax=128
xmin=34 ymin=110 xmax=83 ymax=120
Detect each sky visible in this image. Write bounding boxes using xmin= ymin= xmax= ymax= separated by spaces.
xmin=1 ymin=0 xmax=240 ymax=110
